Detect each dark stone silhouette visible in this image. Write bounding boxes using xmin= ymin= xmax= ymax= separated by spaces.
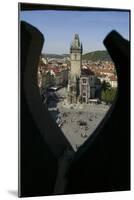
xmin=19 ymin=21 xmax=73 ymax=197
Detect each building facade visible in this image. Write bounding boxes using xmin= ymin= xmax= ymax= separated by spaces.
xmin=79 ymin=76 xmax=90 ymax=103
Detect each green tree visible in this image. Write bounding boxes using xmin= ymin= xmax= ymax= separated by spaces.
xmin=101 ymin=90 xmax=106 ymax=102
xmin=101 ymin=87 xmax=117 ymax=104
xmin=101 ymin=80 xmax=111 ymax=91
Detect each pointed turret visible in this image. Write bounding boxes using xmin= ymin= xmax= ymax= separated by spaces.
xmin=81 ymin=43 xmax=83 ymax=54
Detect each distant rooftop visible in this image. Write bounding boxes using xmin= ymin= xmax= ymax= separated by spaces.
xmin=81 ymin=68 xmax=95 ymax=76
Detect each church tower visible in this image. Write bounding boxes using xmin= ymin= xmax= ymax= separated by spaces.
xmin=70 ymin=34 xmax=83 ymax=78
xmin=67 ymin=34 xmax=83 ymax=103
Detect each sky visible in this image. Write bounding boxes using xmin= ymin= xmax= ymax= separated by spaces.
xmin=20 ymin=10 xmax=129 ymax=54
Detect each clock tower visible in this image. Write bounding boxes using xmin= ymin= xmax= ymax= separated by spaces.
xmin=67 ymin=34 xmax=83 ymax=103
xmin=70 ymin=34 xmax=83 ymax=78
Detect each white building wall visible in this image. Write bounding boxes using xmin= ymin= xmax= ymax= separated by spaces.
xmin=110 ymin=80 xmax=117 ymax=88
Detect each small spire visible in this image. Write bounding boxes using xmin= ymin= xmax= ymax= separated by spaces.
xmin=81 ymin=43 xmax=83 ymax=53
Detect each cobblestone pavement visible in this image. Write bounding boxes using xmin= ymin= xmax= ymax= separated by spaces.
xmin=49 ymin=87 xmax=110 ymax=151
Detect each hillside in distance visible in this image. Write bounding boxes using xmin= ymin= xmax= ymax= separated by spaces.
xmin=42 ymin=53 xmax=69 ymax=59
xmin=42 ymin=50 xmax=112 ymax=62
xmin=82 ymin=50 xmax=112 ymax=61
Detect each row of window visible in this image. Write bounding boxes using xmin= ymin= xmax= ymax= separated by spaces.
xmin=82 ymin=77 xmax=94 ymax=84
